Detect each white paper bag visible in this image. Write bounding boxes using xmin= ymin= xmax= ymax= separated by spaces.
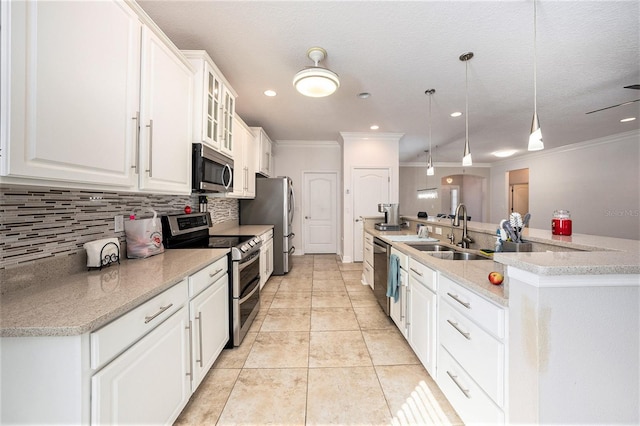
xmin=124 ymin=209 xmax=164 ymax=259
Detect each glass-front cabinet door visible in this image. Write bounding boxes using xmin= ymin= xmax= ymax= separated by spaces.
xmin=204 ymin=63 xmax=221 ymax=150
xmin=220 ymin=87 xmax=234 ymax=157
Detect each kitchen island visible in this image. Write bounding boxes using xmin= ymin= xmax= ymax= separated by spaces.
xmin=365 ymin=217 xmax=639 ymax=425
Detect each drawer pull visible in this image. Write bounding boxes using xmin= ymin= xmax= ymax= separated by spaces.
xmin=409 ymin=267 xmax=423 ymax=277
xmin=196 ymin=313 xmax=204 ymax=367
xmin=209 ymin=268 xmax=223 ymax=278
xmin=144 ymin=303 xmax=173 ymax=324
xmin=447 ymin=292 xmax=471 ymax=309
xmin=446 ymin=371 xmax=471 ymax=399
xmin=186 ymin=321 xmax=193 ymax=379
xmin=447 ymin=319 xmax=471 ymax=340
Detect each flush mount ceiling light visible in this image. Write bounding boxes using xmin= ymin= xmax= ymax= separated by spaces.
xmin=264 ymin=90 xmax=277 ymax=97
xmin=620 ymin=117 xmax=636 ymax=122
xmin=450 ymin=112 xmax=462 ymax=117
xmin=492 ymin=149 xmax=518 ymax=158
xmin=528 ymin=0 xmax=544 ymax=151
xmin=460 ymin=52 xmax=474 ymax=166
xmin=293 ymin=47 xmax=340 ymax=97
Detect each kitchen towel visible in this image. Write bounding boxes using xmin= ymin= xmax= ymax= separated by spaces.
xmin=387 ymin=254 xmax=400 ymax=303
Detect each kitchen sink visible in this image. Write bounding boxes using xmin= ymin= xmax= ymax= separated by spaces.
xmin=428 ymin=251 xmax=489 ymax=260
xmin=405 ymin=243 xmax=455 ymax=252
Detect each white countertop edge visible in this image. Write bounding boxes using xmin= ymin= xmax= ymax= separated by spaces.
xmin=507 ymin=266 xmax=640 ymax=288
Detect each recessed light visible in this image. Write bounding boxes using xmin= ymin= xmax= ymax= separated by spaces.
xmin=620 ymin=117 xmax=636 ymax=122
xmin=357 ymin=92 xmax=371 ymax=99
xmin=492 ymin=149 xmax=518 ymax=158
xmin=370 ymin=125 xmax=379 ymax=130
xmin=450 ymin=112 xmax=462 ymax=117
xmin=264 ymin=90 xmax=277 ymax=97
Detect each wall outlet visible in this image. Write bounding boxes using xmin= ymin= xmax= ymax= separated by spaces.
xmin=114 ymin=215 xmax=124 ymax=232
xmin=435 ymin=227 xmax=442 ymax=235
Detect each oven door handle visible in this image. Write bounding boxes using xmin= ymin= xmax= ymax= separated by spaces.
xmin=238 ymin=276 xmax=260 ymax=304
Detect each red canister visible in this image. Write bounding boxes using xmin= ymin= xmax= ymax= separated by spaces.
xmin=552 ymin=210 xmax=572 ymax=235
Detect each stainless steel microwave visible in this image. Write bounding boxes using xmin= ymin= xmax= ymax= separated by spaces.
xmin=192 ymin=143 xmax=234 ymax=193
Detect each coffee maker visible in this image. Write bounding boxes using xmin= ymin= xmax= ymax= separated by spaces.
xmin=375 ymin=203 xmax=401 ymax=230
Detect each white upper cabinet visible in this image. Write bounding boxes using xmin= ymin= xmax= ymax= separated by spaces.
xmin=137 ymin=26 xmax=193 ymax=194
xmin=252 ymin=127 xmax=273 ymax=177
xmin=1 ymin=0 xmax=140 ymax=188
xmin=183 ymin=50 xmax=236 ymax=159
xmin=226 ymin=116 xmax=256 ymax=198
xmin=1 ymin=0 xmax=193 ymax=194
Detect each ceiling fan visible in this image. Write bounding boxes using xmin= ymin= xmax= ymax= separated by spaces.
xmin=586 ymin=85 xmax=640 ymax=114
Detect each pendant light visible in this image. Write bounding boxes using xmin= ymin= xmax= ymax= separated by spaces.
xmin=426 ymin=89 xmax=435 ymax=176
xmin=418 ymin=89 xmax=438 ymax=200
xmin=460 ymin=52 xmax=473 ymax=166
xmin=293 ymin=47 xmax=340 ymax=98
xmin=528 ymin=0 xmax=544 ymax=151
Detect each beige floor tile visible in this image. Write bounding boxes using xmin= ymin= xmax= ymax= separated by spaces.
xmin=306 ymin=367 xmax=391 ymax=425
xmin=345 ymin=280 xmax=371 ymax=293
xmin=313 ymin=254 xmax=339 ymax=260
xmin=311 ymin=307 xmax=360 ymax=331
xmin=309 ymin=330 xmax=372 ymax=367
xmin=338 ymin=262 xmax=365 ymax=271
xmin=341 ymin=270 xmax=363 ymax=281
xmin=354 ymin=306 xmax=396 ymax=330
xmin=244 ymin=331 xmax=310 ymax=368
xmin=311 ymin=291 xmax=351 ymax=308
xmin=259 ymin=291 xmax=275 ymax=308
xmin=261 ymin=278 xmax=280 ymax=294
xmin=312 ymin=279 xmax=346 ymax=292
xmin=217 ymin=368 xmax=307 ymax=425
xmin=261 ymin=308 xmax=311 ymax=332
xmin=375 ymin=364 xmax=463 ymax=425
xmin=174 ymin=368 xmax=241 ymax=425
xmin=248 ymin=312 xmax=265 ymax=333
xmin=213 ymin=332 xmax=257 ymax=369
xmin=278 ymin=277 xmax=313 ymax=292
xmin=270 ymin=291 xmax=312 ymax=308
xmin=313 ymin=270 xmax=343 ymax=280
xmin=362 ymin=328 xmax=421 ymax=365
xmin=349 ymin=290 xmax=380 ymax=307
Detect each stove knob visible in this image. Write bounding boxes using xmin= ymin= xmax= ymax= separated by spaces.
xmin=241 ymin=244 xmax=249 ymax=252
xmin=248 ymin=240 xmax=255 ymax=247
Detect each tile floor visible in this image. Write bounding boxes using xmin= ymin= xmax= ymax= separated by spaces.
xmin=175 ymin=255 xmax=463 ymax=425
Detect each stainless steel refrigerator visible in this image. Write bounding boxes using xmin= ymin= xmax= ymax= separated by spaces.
xmin=240 ymin=177 xmax=295 ymax=275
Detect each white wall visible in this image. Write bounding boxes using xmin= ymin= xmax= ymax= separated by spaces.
xmin=272 ymin=141 xmax=342 ymax=255
xmin=490 ymin=130 xmax=640 ymax=239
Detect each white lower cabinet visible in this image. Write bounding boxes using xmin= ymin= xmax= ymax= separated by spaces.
xmin=437 ymin=274 xmax=507 ymax=424
xmin=389 ymin=248 xmax=409 ymax=338
xmin=259 ymin=229 xmax=274 ymax=289
xmin=189 ymin=266 xmax=229 ymax=390
xmin=91 ymin=306 xmax=191 ymax=425
xmin=407 ymin=258 xmax=437 ymax=376
xmin=363 ymin=232 xmax=374 ymax=288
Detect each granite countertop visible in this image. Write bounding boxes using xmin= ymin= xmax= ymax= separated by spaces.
xmin=402 ymin=216 xmax=640 ymax=276
xmin=0 ymin=249 xmax=229 ymax=337
xmin=367 ymin=228 xmax=507 ymax=306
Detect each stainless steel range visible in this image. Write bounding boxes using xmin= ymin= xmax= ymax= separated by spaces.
xmin=161 ymin=212 xmax=262 ymax=347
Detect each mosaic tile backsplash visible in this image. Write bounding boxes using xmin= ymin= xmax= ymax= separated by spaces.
xmin=0 ymin=184 xmax=238 ymax=270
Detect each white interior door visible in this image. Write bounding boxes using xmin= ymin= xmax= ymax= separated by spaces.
xmin=353 ymin=168 xmax=390 ymax=262
xmin=303 ymin=172 xmax=337 ymax=254
xmin=510 ymin=183 xmax=529 ymax=216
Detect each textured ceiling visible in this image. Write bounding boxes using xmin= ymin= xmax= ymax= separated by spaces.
xmin=137 ymin=0 xmax=640 ymax=164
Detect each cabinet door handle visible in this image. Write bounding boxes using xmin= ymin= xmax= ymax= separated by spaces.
xmin=145 ymin=119 xmax=153 ymax=176
xmin=209 ymin=268 xmax=223 ymax=278
xmin=447 ymin=292 xmax=471 ymax=309
xmin=446 ymin=371 xmax=471 ymax=399
xmin=196 ymin=313 xmax=203 ymax=368
xmin=409 ymin=267 xmax=423 ymax=277
xmin=144 ymin=303 xmax=173 ymax=324
xmin=185 ymin=320 xmax=193 ymax=379
xmin=447 ymin=319 xmax=471 ymax=340
xmin=131 ymin=112 xmax=140 ymax=172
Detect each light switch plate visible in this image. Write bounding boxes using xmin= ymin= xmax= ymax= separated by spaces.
xmin=114 ymin=215 xmax=124 ymax=232
xmin=435 ymin=227 xmax=442 ymax=235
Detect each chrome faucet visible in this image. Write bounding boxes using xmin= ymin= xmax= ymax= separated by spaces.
xmin=453 ymin=203 xmax=474 ymax=249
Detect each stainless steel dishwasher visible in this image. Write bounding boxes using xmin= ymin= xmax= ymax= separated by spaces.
xmin=373 ymin=237 xmax=390 ymax=315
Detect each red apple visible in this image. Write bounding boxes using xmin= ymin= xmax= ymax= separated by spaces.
xmin=488 ymin=271 xmax=504 ymax=285
xmin=184 ymin=205 xmax=192 ymax=214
